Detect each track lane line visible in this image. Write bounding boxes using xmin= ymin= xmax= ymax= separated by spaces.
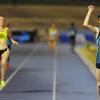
xmin=0 ymin=44 xmax=41 ymax=91
xmin=52 ymin=45 xmax=58 ymax=100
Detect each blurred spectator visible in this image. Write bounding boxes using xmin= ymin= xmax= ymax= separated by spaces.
xmin=48 ymin=24 xmax=58 ymax=50
xmin=68 ymin=22 xmax=78 ymax=52
xmin=30 ymin=29 xmax=38 ymax=42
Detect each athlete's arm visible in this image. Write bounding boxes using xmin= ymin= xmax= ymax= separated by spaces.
xmin=7 ymin=28 xmax=18 ymax=45
xmin=83 ymin=5 xmax=99 ymax=34
xmin=10 ymin=38 xmax=18 ymax=45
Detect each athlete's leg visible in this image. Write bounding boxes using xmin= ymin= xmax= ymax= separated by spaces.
xmin=49 ymin=39 xmax=56 ymax=49
xmin=96 ymin=68 xmax=100 ymax=100
xmin=1 ymin=49 xmax=9 ymax=82
xmin=7 ymin=45 xmax=11 ymax=69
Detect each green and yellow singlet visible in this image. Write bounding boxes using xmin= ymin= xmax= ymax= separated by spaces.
xmin=0 ymin=27 xmax=9 ymax=43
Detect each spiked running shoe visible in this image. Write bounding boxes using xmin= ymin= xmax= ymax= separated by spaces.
xmin=0 ymin=80 xmax=6 ymax=89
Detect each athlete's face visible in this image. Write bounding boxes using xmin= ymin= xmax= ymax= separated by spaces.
xmin=0 ymin=16 xmax=5 ymax=27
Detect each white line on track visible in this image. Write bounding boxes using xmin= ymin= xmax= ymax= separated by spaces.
xmin=0 ymin=44 xmax=41 ymax=91
xmin=52 ymin=45 xmax=57 ymax=100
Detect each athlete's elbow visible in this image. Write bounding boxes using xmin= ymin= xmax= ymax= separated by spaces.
xmin=83 ymin=23 xmax=88 ymax=27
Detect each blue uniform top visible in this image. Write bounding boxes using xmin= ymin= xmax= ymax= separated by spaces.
xmin=96 ymin=27 xmax=100 ymax=68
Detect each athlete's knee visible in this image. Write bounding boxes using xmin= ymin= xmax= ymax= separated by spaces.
xmin=1 ymin=59 xmax=7 ymax=66
xmin=97 ymin=81 xmax=100 ymax=86
xmin=1 ymin=62 xmax=6 ymax=66
xmin=96 ymin=76 xmax=100 ymax=84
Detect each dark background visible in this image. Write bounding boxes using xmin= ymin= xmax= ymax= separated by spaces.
xmin=0 ymin=0 xmax=100 ymax=5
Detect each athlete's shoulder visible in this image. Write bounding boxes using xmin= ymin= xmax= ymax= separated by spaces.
xmin=96 ymin=27 xmax=100 ymax=38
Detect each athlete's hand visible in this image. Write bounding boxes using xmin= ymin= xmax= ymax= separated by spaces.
xmin=12 ymin=40 xmax=18 ymax=45
xmin=88 ymin=5 xmax=94 ymax=12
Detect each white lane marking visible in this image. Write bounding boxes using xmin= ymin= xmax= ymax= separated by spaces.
xmin=0 ymin=44 xmax=41 ymax=91
xmin=52 ymin=45 xmax=57 ymax=100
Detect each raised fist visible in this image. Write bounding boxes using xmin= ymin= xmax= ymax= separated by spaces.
xmin=88 ymin=5 xmax=94 ymax=12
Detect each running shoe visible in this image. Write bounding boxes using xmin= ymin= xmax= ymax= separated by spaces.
xmin=0 ymin=80 xmax=6 ymax=88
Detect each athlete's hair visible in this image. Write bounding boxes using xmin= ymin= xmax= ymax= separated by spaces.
xmin=97 ymin=15 xmax=100 ymax=19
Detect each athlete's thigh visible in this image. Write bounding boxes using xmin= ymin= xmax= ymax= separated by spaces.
xmin=1 ymin=49 xmax=9 ymax=64
xmin=96 ymin=68 xmax=100 ymax=82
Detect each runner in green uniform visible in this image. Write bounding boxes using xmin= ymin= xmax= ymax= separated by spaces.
xmin=0 ymin=16 xmax=18 ymax=88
